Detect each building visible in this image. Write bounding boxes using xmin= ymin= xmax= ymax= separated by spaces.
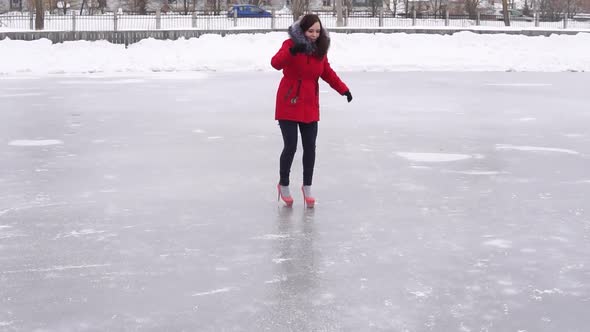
xmin=1 ymin=0 xmax=24 ymax=12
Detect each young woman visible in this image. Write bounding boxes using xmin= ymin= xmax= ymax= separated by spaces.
xmin=271 ymin=14 xmax=352 ymax=208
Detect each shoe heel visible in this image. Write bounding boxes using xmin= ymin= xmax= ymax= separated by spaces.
xmin=277 ymin=184 xmax=293 ymax=207
xmin=301 ymin=186 xmax=315 ymax=208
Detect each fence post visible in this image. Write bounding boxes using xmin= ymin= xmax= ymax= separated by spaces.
xmin=29 ymin=11 xmax=34 ymax=30
xmin=379 ymin=7 xmax=383 ymax=27
xmin=271 ymin=9 xmax=275 ymax=29
xmin=563 ymin=12 xmax=568 ymax=29
xmin=114 ymin=12 xmax=118 ymax=32
xmin=412 ymin=8 xmax=416 ymax=26
xmin=233 ymin=9 xmax=237 ymax=27
xmin=192 ymin=11 xmax=196 ymax=28
xmin=476 ymin=12 xmax=480 ymax=26
xmin=72 ymin=11 xmax=76 ymax=32
xmin=156 ymin=9 xmax=161 ymax=30
xmin=535 ymin=12 xmax=539 ymax=27
xmin=445 ymin=10 xmax=449 ymax=26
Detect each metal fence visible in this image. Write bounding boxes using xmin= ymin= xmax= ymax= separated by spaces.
xmin=1 ymin=11 xmax=589 ymax=31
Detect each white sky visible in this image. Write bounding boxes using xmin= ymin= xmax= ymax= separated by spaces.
xmin=1 ymin=31 xmax=589 ymax=75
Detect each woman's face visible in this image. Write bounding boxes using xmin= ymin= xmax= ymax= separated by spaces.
xmin=304 ymin=22 xmax=321 ymax=43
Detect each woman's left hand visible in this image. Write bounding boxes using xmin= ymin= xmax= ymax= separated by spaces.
xmin=343 ymin=91 xmax=353 ymax=103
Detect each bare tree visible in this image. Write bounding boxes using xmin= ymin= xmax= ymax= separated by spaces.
xmin=390 ymin=0 xmax=399 ymax=16
xmin=368 ymin=0 xmax=384 ymax=16
xmin=335 ymin=0 xmax=343 ymax=25
xmin=97 ymin=0 xmax=107 ymax=13
xmin=429 ymin=0 xmax=445 ymax=17
xmin=464 ymin=0 xmax=480 ymax=18
xmin=205 ymin=0 xmax=222 ymax=15
xmin=538 ymin=0 xmax=580 ymax=20
xmin=563 ymin=0 xmax=579 ymax=16
xmin=136 ymin=0 xmax=148 ymax=15
xmin=344 ymin=0 xmax=352 ymax=13
xmin=292 ymin=0 xmax=308 ymax=21
xmin=501 ymin=0 xmax=510 ymax=25
xmin=539 ymin=0 xmax=559 ymax=20
xmin=34 ymin=0 xmax=44 ymax=29
xmin=384 ymin=0 xmax=392 ymax=13
xmin=522 ymin=0 xmax=531 ymax=15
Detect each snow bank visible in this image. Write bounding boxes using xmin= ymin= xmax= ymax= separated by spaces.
xmin=1 ymin=31 xmax=589 ymax=75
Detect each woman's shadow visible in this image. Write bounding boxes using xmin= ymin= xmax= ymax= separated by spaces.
xmin=268 ymin=206 xmax=319 ymax=330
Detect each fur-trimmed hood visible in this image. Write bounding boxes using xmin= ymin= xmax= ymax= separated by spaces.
xmin=287 ymin=19 xmax=330 ymax=55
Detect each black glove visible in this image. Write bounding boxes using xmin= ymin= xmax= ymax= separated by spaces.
xmin=343 ymin=91 xmax=353 ymax=103
xmin=289 ymin=43 xmax=306 ymax=55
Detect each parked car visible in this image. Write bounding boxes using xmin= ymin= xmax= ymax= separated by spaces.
xmin=573 ymin=13 xmax=590 ymax=22
xmin=496 ymin=9 xmax=534 ymax=22
xmin=227 ymin=4 xmax=272 ymax=18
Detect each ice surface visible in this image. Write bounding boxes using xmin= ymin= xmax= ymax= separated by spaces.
xmin=1 ymin=72 xmax=589 ymax=331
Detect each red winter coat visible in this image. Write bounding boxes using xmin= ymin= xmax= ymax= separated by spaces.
xmin=271 ymin=39 xmax=349 ymax=123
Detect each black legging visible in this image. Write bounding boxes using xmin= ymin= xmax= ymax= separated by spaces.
xmin=278 ymin=120 xmax=318 ymax=186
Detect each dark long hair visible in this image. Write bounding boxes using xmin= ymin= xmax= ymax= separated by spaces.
xmin=299 ymin=14 xmax=330 ymax=58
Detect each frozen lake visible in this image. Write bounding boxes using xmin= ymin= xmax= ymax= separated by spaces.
xmin=1 ymin=72 xmax=589 ymax=331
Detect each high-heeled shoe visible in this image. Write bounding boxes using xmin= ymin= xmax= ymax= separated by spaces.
xmin=277 ymin=184 xmax=293 ymax=207
xmin=301 ymin=185 xmax=315 ymax=208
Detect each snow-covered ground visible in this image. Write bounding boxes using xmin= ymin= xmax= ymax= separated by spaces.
xmin=1 ymin=31 xmax=589 ymax=75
